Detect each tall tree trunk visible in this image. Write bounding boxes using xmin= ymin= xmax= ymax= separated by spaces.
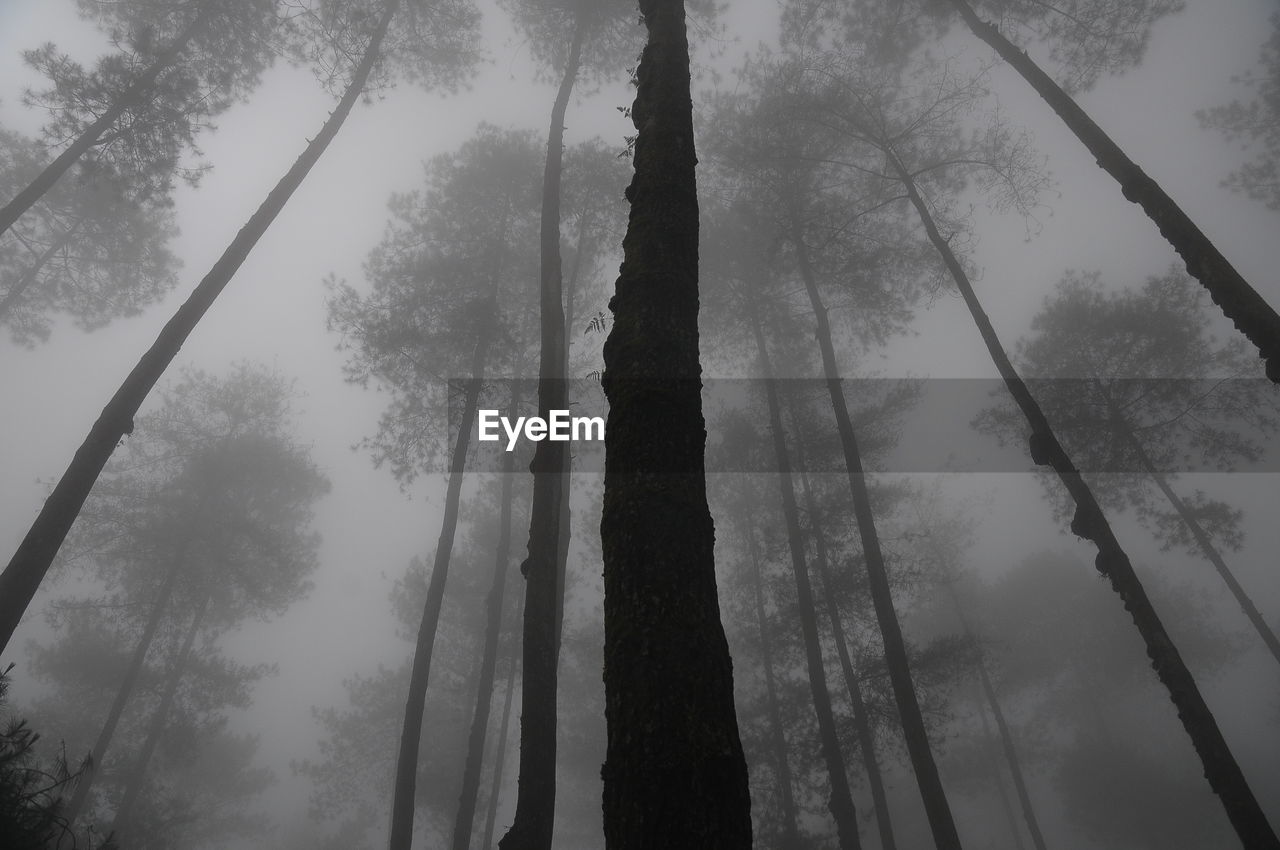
xmin=452 ymin=385 xmax=522 ymax=850
xmin=751 ymin=308 xmax=862 ymax=850
xmin=888 ymin=153 xmax=1279 ymax=848
xmin=0 ymin=0 xmax=402 ymax=656
xmin=743 ymin=517 xmax=803 ymax=848
xmin=598 ymin=0 xmax=752 ymax=844
xmin=972 ymin=685 xmax=1027 ymax=850
xmin=389 ymin=306 xmax=497 ymax=850
xmin=790 ymin=429 xmax=897 ymax=850
xmin=789 ymin=226 xmax=963 ymax=849
xmin=482 ymin=598 xmax=524 ymax=850
xmin=61 ymin=536 xmax=192 ymax=832
xmin=0 ymin=219 xmax=81 ymax=322
xmin=108 ymin=590 xmax=210 ymax=844
xmin=0 ymin=11 xmax=210 ymax=238
xmin=945 ymin=0 xmax=1280 ymax=381
xmin=499 ymin=12 xmax=586 ymax=847
xmin=946 ymin=585 xmax=1047 ymax=850
xmin=1107 ymin=402 xmax=1280 ymax=667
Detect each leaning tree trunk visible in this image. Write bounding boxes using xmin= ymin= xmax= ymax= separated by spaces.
xmin=61 ymin=536 xmax=193 ymax=832
xmin=945 ymin=0 xmax=1280 ymax=381
xmin=789 ymin=225 xmax=964 ymax=849
xmin=751 ymin=307 xmax=862 ymax=850
xmin=0 ymin=0 xmax=402 ymax=656
xmin=598 ymin=0 xmax=752 ymax=844
xmin=0 ymin=11 xmax=210 ymax=238
xmin=973 ymin=685 xmax=1028 ymax=850
xmin=743 ymin=514 xmax=803 ymax=848
xmin=790 ymin=428 xmax=898 ymax=850
xmin=946 ymin=584 xmax=1047 ymax=850
xmin=499 ymin=12 xmax=586 ymax=848
xmin=109 ymin=591 xmax=210 ymax=845
xmin=482 ymin=597 xmax=524 ymax=850
xmin=1105 ymin=401 xmax=1280 ymax=667
xmin=889 ymin=152 xmax=1280 ymax=848
xmin=389 ymin=306 xmax=497 ymax=850
xmin=452 ymin=384 xmax=522 ymax=850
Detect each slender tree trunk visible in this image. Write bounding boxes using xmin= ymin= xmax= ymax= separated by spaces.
xmin=972 ymin=685 xmax=1027 ymax=850
xmin=789 ymin=226 xmax=963 ymax=849
xmin=482 ymin=598 xmax=523 ymax=850
xmin=0 ymin=219 xmax=81 ymax=322
xmin=0 ymin=11 xmax=210 ymax=238
xmin=109 ymin=590 xmax=210 ymax=844
xmin=945 ymin=0 xmax=1280 ymax=381
xmin=0 ymin=0 xmax=402 ymax=656
xmin=61 ymin=538 xmax=191 ymax=832
xmin=946 ymin=585 xmax=1046 ymax=850
xmin=453 ymin=385 xmax=523 ymax=850
xmin=790 ymin=430 xmax=897 ymax=850
xmin=752 ymin=308 xmax=862 ymax=850
xmin=500 ymin=16 xmax=586 ymax=849
xmin=598 ymin=0 xmax=752 ymax=844
xmin=389 ymin=307 xmax=497 ymax=850
xmin=743 ymin=519 xmax=803 ymax=848
xmin=889 ymin=153 xmax=1279 ymax=848
xmin=1109 ymin=407 xmax=1280 ymax=667
xmin=0 ymin=0 xmax=401 ymax=652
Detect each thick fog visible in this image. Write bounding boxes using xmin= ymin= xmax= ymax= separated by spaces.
xmin=1 ymin=0 xmax=1278 ymax=848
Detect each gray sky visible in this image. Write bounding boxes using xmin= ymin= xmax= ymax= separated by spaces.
xmin=1 ymin=0 xmax=1278 ymax=843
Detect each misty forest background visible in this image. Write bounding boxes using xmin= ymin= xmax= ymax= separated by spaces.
xmin=1 ymin=0 xmax=1279 ymax=848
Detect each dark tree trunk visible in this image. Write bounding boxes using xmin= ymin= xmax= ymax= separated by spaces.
xmin=499 ymin=13 xmax=586 ymax=847
xmin=1108 ymin=404 xmax=1280 ymax=667
xmin=947 ymin=586 xmax=1046 ymax=850
xmin=790 ymin=431 xmax=897 ymax=850
xmin=389 ymin=306 xmax=497 ymax=850
xmin=946 ymin=0 xmax=1280 ymax=381
xmin=0 ymin=0 xmax=402 ymax=656
xmin=452 ymin=384 xmax=522 ymax=850
xmin=752 ymin=308 xmax=862 ymax=850
xmin=61 ymin=540 xmax=190 ymax=831
xmin=598 ymin=0 xmax=752 ymax=844
xmin=0 ymin=219 xmax=81 ymax=322
xmin=889 ymin=154 xmax=1279 ymax=848
xmin=743 ymin=516 xmax=803 ymax=848
xmin=109 ymin=591 xmax=210 ymax=844
xmin=482 ymin=599 xmax=523 ymax=850
xmin=790 ymin=227 xmax=963 ymax=849
xmin=0 ymin=11 xmax=209 ymax=238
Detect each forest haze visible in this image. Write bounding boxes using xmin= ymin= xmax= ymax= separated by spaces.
xmin=1 ymin=0 xmax=1278 ymax=848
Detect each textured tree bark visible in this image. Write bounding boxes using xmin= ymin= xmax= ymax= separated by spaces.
xmin=752 ymin=308 xmax=862 ymax=850
xmin=109 ymin=590 xmax=210 ymax=844
xmin=499 ymin=12 xmax=585 ymax=847
xmin=743 ymin=523 xmax=803 ymax=848
xmin=790 ymin=227 xmax=963 ymax=849
xmin=598 ymin=0 xmax=752 ymax=844
xmin=0 ymin=0 xmax=402 ymax=656
xmin=389 ymin=305 xmax=496 ymax=850
xmin=452 ymin=384 xmax=522 ymax=850
xmin=790 ymin=436 xmax=897 ymax=850
xmin=0 ymin=10 xmax=210 ymax=238
xmin=891 ymin=153 xmax=1279 ymax=848
xmin=947 ymin=585 xmax=1046 ymax=850
xmin=945 ymin=0 xmax=1280 ymax=381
